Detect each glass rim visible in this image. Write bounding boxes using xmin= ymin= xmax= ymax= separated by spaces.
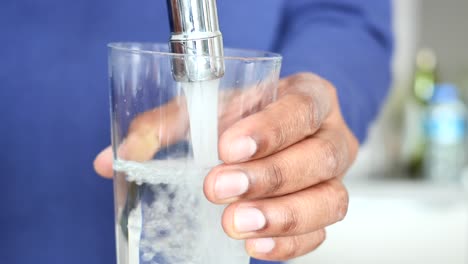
xmin=108 ymin=42 xmax=282 ymax=62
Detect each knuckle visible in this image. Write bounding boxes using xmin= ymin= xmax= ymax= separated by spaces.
xmin=322 ymin=79 xmax=338 ymax=99
xmin=293 ymin=72 xmax=321 ymax=84
xmin=283 ymin=236 xmax=301 ymax=260
xmin=313 ymin=76 xmax=338 ymax=101
xmin=271 ymin=120 xmax=288 ymax=149
xmin=329 ymin=181 xmax=349 ymax=222
xmin=336 ymin=185 xmax=350 ymax=221
xmin=318 ymin=137 xmax=341 ymax=178
xmin=284 ymin=73 xmax=338 ymax=135
xmin=318 ymin=229 xmax=327 ymax=242
xmin=286 ymin=72 xmax=321 ymax=96
xmin=280 ymin=204 xmax=300 ymax=234
xmin=296 ymin=94 xmax=321 ymax=133
xmin=263 ymin=100 xmax=289 ymax=149
xmin=264 ymin=160 xmax=286 ymax=195
xmin=315 ymin=229 xmax=327 ymax=248
xmin=319 ymin=181 xmax=349 ymax=222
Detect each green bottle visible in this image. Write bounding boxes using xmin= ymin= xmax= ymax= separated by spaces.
xmin=413 ymin=48 xmax=438 ymax=104
xmin=404 ymin=48 xmax=438 ymax=176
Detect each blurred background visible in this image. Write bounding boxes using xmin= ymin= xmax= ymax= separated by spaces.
xmin=293 ymin=1 xmax=468 ymax=263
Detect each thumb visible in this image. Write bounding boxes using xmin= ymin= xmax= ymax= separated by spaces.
xmin=94 ymin=146 xmax=113 ymax=178
xmin=93 ymin=97 xmax=189 ymax=178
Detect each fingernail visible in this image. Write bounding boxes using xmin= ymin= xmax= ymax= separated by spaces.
xmin=214 ymin=171 xmax=249 ymax=200
xmin=252 ymin=238 xmax=275 ymax=253
xmin=234 ymin=207 xmax=266 ymax=233
xmin=228 ymin=136 xmax=257 ymax=162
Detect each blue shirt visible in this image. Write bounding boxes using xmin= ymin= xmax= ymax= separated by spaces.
xmin=0 ymin=0 xmax=392 ymax=263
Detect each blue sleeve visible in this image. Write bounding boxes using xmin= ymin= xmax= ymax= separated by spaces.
xmin=274 ymin=0 xmax=394 ymax=142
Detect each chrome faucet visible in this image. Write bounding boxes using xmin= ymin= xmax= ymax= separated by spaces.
xmin=167 ymin=0 xmax=225 ymax=82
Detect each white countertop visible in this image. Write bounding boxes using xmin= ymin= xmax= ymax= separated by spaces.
xmin=290 ymin=180 xmax=468 ymax=264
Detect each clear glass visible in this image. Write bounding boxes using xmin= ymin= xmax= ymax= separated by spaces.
xmin=108 ymin=43 xmax=282 ymax=264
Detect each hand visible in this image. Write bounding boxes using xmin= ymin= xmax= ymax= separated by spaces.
xmin=94 ymin=72 xmax=359 ymax=261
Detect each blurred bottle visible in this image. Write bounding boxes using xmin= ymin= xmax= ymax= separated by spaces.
xmin=413 ymin=48 xmax=438 ymax=103
xmin=401 ymin=48 xmax=438 ymax=177
xmin=424 ymin=84 xmax=467 ymax=182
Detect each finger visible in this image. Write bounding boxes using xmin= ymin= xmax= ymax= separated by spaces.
xmin=94 ymin=146 xmax=113 ymax=178
xmin=96 ymin=84 xmax=268 ymax=176
xmin=221 ymin=179 xmax=348 ymax=239
xmin=93 ymin=97 xmax=188 ymax=178
xmin=205 ymin=127 xmax=357 ymax=203
xmin=118 ymin=85 xmax=268 ymax=162
xmin=118 ymin=97 xmax=188 ymax=162
xmin=218 ymin=73 xmax=334 ymax=163
xmin=245 ymin=230 xmax=326 ymax=261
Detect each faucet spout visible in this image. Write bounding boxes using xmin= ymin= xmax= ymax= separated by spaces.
xmin=167 ymin=0 xmax=224 ymax=82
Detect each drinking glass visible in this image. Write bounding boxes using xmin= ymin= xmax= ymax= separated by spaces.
xmin=108 ymin=43 xmax=282 ymax=264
